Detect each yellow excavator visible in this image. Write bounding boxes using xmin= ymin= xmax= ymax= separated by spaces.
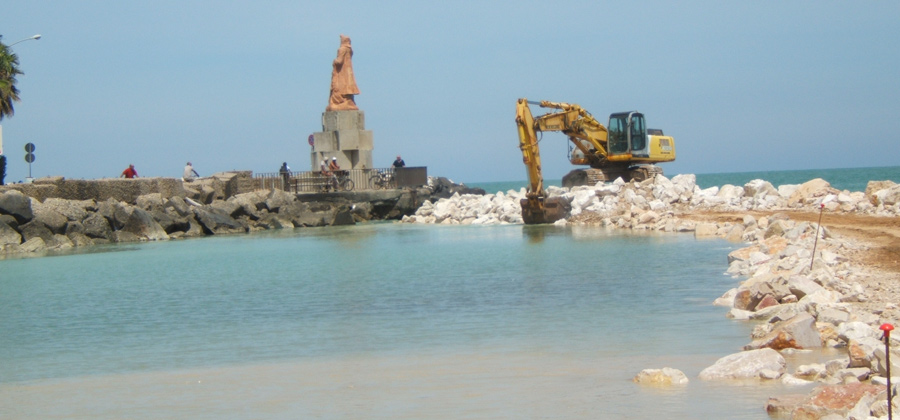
xmin=515 ymin=98 xmax=676 ymax=224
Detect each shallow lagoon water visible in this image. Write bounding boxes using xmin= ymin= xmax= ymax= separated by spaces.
xmin=1 ymin=223 xmax=817 ymax=418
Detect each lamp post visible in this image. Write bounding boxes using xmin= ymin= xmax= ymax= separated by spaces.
xmin=8 ymin=34 xmax=42 ymax=47
xmin=1 ymin=33 xmax=42 ymax=182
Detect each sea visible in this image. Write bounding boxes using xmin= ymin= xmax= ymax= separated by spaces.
xmin=468 ymin=165 xmax=900 ymax=195
xmin=0 ymin=166 xmax=897 ymax=419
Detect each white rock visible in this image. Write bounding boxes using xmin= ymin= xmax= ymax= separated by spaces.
xmin=633 ymin=367 xmax=689 ymax=386
xmin=837 ymin=322 xmax=880 ymax=343
xmin=780 ymin=373 xmax=813 ymax=386
xmin=699 ymin=348 xmax=785 ymax=380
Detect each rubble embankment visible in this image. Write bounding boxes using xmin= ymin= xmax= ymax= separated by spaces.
xmin=0 ymin=174 xmax=481 ymax=256
xmin=402 ymin=174 xmax=900 ymax=419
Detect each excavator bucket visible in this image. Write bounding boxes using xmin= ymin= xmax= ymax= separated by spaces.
xmin=520 ymin=196 xmax=571 ymax=225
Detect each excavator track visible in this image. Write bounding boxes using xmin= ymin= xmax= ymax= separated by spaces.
xmin=562 ymin=165 xmax=662 ymax=188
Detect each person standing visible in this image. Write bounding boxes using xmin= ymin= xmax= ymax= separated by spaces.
xmin=183 ymin=162 xmax=199 ymax=181
xmin=121 ymin=164 xmax=138 ymax=179
xmin=392 ymin=155 xmax=406 ymax=168
xmin=279 ymin=162 xmax=292 ymax=191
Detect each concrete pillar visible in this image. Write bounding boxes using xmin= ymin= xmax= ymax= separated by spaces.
xmin=311 ymin=110 xmax=373 ymax=171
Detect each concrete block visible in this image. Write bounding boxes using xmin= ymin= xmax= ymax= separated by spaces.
xmin=322 ymin=111 xmax=365 ymax=131
xmin=358 ymin=130 xmax=373 ymax=151
xmin=337 ymin=130 xmax=360 ymax=150
xmin=313 ymin=132 xmax=336 ymax=152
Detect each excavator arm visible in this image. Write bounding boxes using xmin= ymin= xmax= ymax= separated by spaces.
xmin=515 ymin=98 xmax=570 ymax=224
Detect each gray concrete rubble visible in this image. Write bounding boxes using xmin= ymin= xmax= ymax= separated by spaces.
xmin=402 ymin=175 xmax=900 ymax=418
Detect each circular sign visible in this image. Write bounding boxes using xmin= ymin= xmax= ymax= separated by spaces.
xmin=24 ymin=142 xmax=35 ymax=153
xmin=25 ymin=153 xmax=35 ymax=163
xmin=308 ymin=134 xmax=315 ymax=146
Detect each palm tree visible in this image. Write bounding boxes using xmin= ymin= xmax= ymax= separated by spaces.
xmin=0 ymin=35 xmax=25 ymax=122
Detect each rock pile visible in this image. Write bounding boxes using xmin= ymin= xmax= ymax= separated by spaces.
xmin=0 ymin=188 xmax=362 ymax=255
xmin=402 ymin=175 xmax=900 ymax=418
xmin=403 ymin=175 xmax=900 ymax=226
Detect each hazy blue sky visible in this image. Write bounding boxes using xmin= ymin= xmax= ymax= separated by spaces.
xmin=2 ymin=1 xmax=898 ymax=183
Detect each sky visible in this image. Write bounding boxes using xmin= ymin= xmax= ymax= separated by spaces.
xmin=2 ymin=1 xmax=899 ymax=184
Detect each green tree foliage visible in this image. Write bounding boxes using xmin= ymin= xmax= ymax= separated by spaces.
xmin=0 ymin=35 xmax=25 ymax=121
xmin=0 ymin=155 xmax=7 ymax=185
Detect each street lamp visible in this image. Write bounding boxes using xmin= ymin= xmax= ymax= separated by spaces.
xmin=9 ymin=34 xmax=41 ymax=47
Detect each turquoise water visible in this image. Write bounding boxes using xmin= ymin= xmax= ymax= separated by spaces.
xmin=0 ymin=223 xmax=815 ymax=419
xmin=469 ymin=165 xmax=900 ymax=194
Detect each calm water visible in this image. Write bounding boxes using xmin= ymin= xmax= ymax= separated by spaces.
xmin=469 ymin=165 xmax=900 ymax=194
xmin=1 ymin=221 xmax=825 ymax=419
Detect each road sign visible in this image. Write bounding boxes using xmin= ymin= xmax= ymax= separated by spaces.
xmin=25 ymin=142 xmax=35 ymax=153
xmin=308 ymin=134 xmax=315 ymax=146
xmin=25 ymin=153 xmax=35 ymax=163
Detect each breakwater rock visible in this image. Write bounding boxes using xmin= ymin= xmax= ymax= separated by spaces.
xmin=0 ymin=173 xmax=442 ymax=256
xmin=403 ymin=175 xmax=900 ymax=418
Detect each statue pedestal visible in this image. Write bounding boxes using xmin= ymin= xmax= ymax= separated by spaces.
xmin=311 ymin=110 xmax=373 ymax=171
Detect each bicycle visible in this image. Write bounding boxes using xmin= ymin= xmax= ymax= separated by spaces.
xmin=327 ymin=170 xmax=354 ymax=192
xmin=368 ymin=170 xmax=394 ymax=190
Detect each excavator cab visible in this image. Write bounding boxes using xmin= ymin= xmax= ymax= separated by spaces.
xmin=607 ymin=112 xmax=647 ymax=158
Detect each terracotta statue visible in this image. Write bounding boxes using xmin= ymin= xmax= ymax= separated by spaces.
xmin=326 ymin=35 xmax=360 ymax=111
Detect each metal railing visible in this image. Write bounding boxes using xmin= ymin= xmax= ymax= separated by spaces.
xmin=253 ymin=168 xmax=396 ymax=192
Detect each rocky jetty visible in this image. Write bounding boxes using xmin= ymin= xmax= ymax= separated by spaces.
xmin=0 ymin=173 xmax=436 ymax=256
xmin=403 ymin=174 xmax=900 ymax=418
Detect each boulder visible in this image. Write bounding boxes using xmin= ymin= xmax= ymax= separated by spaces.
xmin=790 ymin=383 xmax=882 ymax=420
xmin=17 ymin=237 xmax=46 ymax=253
xmin=197 ymin=184 xmax=218 ymax=204
xmin=744 ymin=312 xmax=822 ymax=350
xmin=787 ymin=178 xmax=836 ymax=207
xmin=47 ymin=234 xmax=74 ymax=250
xmin=330 ymin=205 xmax=356 ymax=226
xmin=192 ymin=207 xmax=245 ymax=234
xmin=817 ymin=307 xmax=850 ymax=326
xmin=40 ymin=197 xmax=93 ymax=221
xmin=264 ymin=189 xmax=295 ymax=212
xmin=109 ymin=230 xmax=140 ymax=243
xmin=149 ymin=209 xmax=179 ymax=233
xmin=0 ymin=214 xmax=18 ymax=230
xmin=694 ymin=222 xmax=718 ymax=238
xmin=0 ymin=190 xmax=34 ymax=224
xmin=766 ymin=394 xmax=808 ymax=417
xmin=32 ymin=205 xmax=68 ymax=234
xmin=19 ymin=220 xmax=55 ymax=243
xmin=121 ymin=208 xmax=170 ymax=241
xmin=166 ymin=196 xmax=192 ymax=217
xmin=699 ymin=348 xmax=785 ymax=380
xmin=632 ymin=368 xmax=689 ymax=386
xmin=135 ymin=193 xmax=165 ymax=211
xmin=744 ymin=179 xmax=778 ymax=199
xmin=865 ymin=180 xmax=896 ymax=204
xmin=257 ymin=214 xmax=294 ymax=229
xmin=786 ymin=276 xmax=826 ymax=300
xmin=66 ymin=231 xmax=94 ymax=247
xmin=208 ymin=200 xmax=243 ymax=218
xmin=96 ymin=199 xmax=133 ymax=230
xmin=64 ymin=220 xmax=85 ymax=236
xmin=0 ymin=221 xmax=23 ymax=247
xmin=82 ymin=213 xmax=113 ymax=239
xmin=873 ymin=184 xmax=900 ymax=206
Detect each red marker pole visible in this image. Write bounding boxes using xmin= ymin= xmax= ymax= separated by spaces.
xmin=882 ymin=323 xmax=895 ymax=420
xmin=810 ymin=203 xmax=825 ymax=271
